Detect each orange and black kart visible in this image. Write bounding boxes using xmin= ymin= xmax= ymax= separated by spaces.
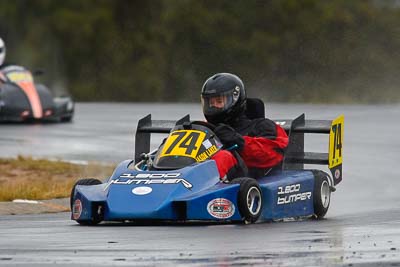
xmin=0 ymin=65 xmax=74 ymax=122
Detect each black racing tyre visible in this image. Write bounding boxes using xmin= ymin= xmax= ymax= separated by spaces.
xmin=70 ymin=178 xmax=102 ymax=208
xmin=70 ymin=178 xmax=102 ymax=226
xmin=75 ymin=219 xmax=100 ymax=226
xmin=313 ymin=171 xmax=331 ymax=219
xmin=230 ymin=177 xmax=263 ymax=224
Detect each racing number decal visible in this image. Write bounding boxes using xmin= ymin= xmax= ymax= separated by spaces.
xmin=160 ymin=130 xmax=205 ymax=158
xmin=331 ymin=124 xmax=342 ymax=160
xmin=329 ymin=115 xmax=344 ymax=168
xmin=6 ymin=71 xmax=33 ymax=83
xmin=163 ymin=132 xmax=188 ymax=154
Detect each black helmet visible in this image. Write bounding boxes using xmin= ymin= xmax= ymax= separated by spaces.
xmin=201 ymin=73 xmax=246 ymax=124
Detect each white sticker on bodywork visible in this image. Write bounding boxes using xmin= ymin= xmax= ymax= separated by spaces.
xmin=132 ymin=186 xmax=153 ymax=195
xmin=202 ymin=139 xmax=212 ymax=149
xmin=207 ymin=198 xmax=235 ymax=219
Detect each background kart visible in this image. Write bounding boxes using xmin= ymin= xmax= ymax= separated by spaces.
xmin=0 ymin=65 xmax=74 ymax=122
xmin=71 ymin=99 xmax=344 ymax=225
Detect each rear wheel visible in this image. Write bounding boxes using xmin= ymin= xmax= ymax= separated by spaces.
xmin=313 ymin=172 xmax=331 ymax=219
xmin=70 ymin=178 xmax=102 ymax=225
xmin=231 ymin=178 xmax=263 ymax=224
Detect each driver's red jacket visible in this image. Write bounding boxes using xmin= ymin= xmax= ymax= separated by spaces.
xmin=211 ymin=116 xmax=289 ymax=179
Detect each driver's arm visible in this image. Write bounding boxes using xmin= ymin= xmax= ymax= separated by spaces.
xmin=239 ymin=122 xmax=288 ymax=168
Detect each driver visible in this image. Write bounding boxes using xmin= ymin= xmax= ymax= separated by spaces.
xmin=201 ymin=73 xmax=289 ymax=180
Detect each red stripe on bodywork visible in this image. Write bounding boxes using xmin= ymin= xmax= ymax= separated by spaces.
xmin=17 ymin=81 xmax=43 ymax=118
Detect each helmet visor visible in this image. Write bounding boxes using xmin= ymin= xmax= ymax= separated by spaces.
xmin=201 ymin=89 xmax=239 ymax=116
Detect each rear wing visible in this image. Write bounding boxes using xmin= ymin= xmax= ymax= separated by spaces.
xmin=276 ymin=114 xmax=344 ymax=185
xmin=134 ymin=113 xmax=344 ymax=186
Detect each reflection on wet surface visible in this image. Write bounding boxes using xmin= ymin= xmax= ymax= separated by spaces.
xmin=0 ymin=210 xmax=399 ymax=266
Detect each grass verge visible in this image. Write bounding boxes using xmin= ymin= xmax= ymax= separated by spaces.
xmin=0 ymin=156 xmax=115 ymax=202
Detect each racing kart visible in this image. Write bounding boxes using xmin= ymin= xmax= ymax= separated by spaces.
xmin=0 ymin=65 xmax=74 ymax=122
xmin=71 ymin=99 xmax=344 ymax=225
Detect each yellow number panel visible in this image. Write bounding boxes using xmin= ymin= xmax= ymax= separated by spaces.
xmin=160 ymin=130 xmax=206 ymax=159
xmin=7 ymin=71 xmax=33 ymax=83
xmin=329 ymin=115 xmax=344 ymax=168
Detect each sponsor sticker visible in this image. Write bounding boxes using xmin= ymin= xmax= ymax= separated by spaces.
xmin=72 ymin=199 xmax=82 ymax=220
xmin=132 ymin=186 xmax=153 ymax=195
xmin=335 ymin=169 xmax=341 ymax=179
xmin=195 ymin=145 xmax=218 ymax=162
xmin=202 ymin=139 xmax=212 ymax=149
xmin=207 ymin=198 xmax=235 ymax=219
xmin=110 ymin=172 xmax=193 ymax=190
xmin=277 ymin=183 xmax=312 ymax=205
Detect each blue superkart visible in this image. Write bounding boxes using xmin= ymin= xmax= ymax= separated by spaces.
xmin=70 ymin=100 xmax=344 ymax=225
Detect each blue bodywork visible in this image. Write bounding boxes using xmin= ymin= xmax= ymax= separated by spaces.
xmin=72 ymin=159 xmax=315 ymax=223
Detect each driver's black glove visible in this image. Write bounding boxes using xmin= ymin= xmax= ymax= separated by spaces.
xmin=214 ymin=124 xmax=245 ymax=151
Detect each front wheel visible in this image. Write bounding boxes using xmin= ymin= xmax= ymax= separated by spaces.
xmin=231 ymin=178 xmax=263 ymax=224
xmin=313 ymin=172 xmax=331 ymax=219
xmin=70 ymin=178 xmax=102 ymax=225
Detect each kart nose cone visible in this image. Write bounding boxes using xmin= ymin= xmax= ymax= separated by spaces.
xmin=105 ymin=184 xmax=185 ymax=220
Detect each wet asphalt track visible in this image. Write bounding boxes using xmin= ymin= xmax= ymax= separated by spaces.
xmin=1 ymin=103 xmax=400 ymax=266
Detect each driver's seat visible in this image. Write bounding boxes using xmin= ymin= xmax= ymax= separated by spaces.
xmin=245 ymin=98 xmax=265 ymax=119
xmin=244 ymin=98 xmax=284 ymax=177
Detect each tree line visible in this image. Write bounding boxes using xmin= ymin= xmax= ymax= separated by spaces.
xmin=1 ymin=0 xmax=400 ymax=103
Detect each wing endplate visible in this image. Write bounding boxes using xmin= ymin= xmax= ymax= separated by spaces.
xmin=274 ymin=114 xmax=344 ymax=186
xmin=328 ymin=115 xmax=344 ymax=185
